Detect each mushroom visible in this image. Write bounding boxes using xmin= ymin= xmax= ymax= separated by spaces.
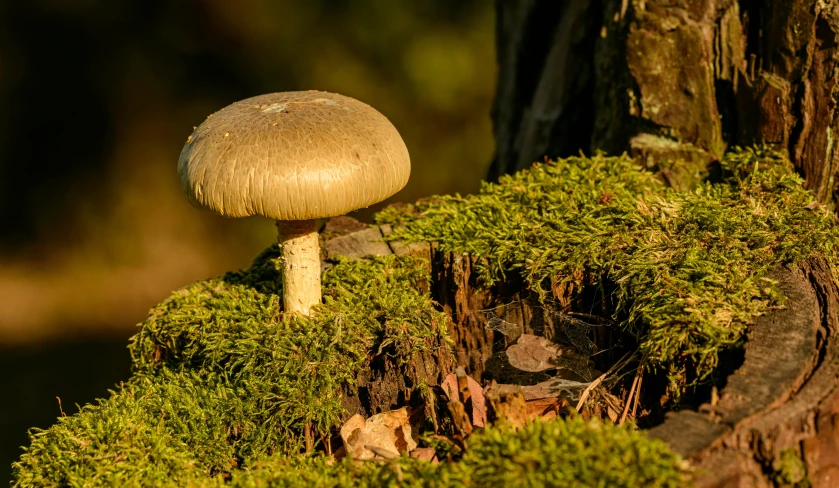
xmin=178 ymin=91 xmax=411 ymax=316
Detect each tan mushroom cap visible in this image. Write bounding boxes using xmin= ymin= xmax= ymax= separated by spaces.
xmin=178 ymin=91 xmax=411 ymax=221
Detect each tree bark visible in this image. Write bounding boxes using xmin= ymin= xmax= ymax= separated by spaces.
xmin=491 ymin=0 xmax=839 ymax=204
xmin=648 ymin=257 xmax=839 ymax=487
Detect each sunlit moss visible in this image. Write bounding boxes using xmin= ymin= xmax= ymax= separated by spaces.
xmin=377 ymin=147 xmax=839 ymax=389
xmin=12 ymin=234 xmax=689 ymax=487
xmin=220 ymin=417 xmax=687 ymax=488
xmin=13 ymin=253 xmax=450 ymax=486
xmin=15 ymin=383 xmax=688 ymax=487
xmin=16 ymin=147 xmax=827 ymax=486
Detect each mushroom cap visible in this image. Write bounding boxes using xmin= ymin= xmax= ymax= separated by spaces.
xmin=178 ymin=91 xmax=411 ymax=221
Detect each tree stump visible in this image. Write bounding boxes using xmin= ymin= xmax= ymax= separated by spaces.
xmin=648 ymin=257 xmax=839 ymax=487
xmin=325 ymin=220 xmax=839 ymax=485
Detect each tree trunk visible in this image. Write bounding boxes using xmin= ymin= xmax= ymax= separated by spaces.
xmin=490 ymin=0 xmax=839 ymax=204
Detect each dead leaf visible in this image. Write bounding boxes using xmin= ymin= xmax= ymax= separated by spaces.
xmin=526 ymin=397 xmax=567 ymax=421
xmin=495 ymin=378 xmax=588 ymax=401
xmin=442 ymin=371 xmax=486 ymax=427
xmin=409 ymin=447 xmax=438 ymax=464
xmin=339 ymin=408 xmax=417 ymax=460
xmin=506 ymin=334 xmax=566 ymax=372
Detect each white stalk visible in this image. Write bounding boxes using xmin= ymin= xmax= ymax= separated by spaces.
xmin=277 ymin=219 xmax=321 ymax=316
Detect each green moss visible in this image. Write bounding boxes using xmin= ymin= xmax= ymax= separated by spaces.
xmin=130 ymin=251 xmax=448 ymax=445
xmin=376 ymin=148 xmax=839 ymax=387
xmin=18 ymin=146 xmax=825 ymax=486
xmin=17 ymin=393 xmax=684 ymax=488
xmin=12 ymin=247 xmax=687 ymax=487
xmin=13 ymin=370 xmax=279 ymax=486
xmin=13 ymin=253 xmax=450 ymax=486
xmin=220 ymin=417 xmax=687 ymax=488
xmin=772 ymin=448 xmax=809 ymax=487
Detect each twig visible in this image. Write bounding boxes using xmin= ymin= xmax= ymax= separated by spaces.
xmin=322 ymin=433 xmax=332 ymax=457
xmin=366 ymin=445 xmax=399 ymax=460
xmin=631 ymin=369 xmax=643 ymax=418
xmin=619 ymin=361 xmax=644 ymax=425
xmin=575 ymin=352 xmax=632 ymax=412
xmin=660 ymin=276 xmax=685 ymax=298
xmin=304 ymin=422 xmax=313 ymax=452
xmin=56 ymin=396 xmax=66 ymax=417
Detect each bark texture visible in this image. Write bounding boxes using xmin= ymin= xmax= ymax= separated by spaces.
xmin=491 ymin=1 xmax=839 ymax=483
xmin=321 ymin=217 xmax=614 ymax=416
xmin=648 ymin=257 xmax=839 ymax=487
xmin=491 ymin=0 xmax=839 ymax=205
xmin=323 ymin=219 xmax=578 ymax=418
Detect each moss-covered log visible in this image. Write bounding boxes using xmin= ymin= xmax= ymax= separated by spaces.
xmin=490 ymin=3 xmax=839 ymax=483
xmin=491 ymin=0 xmax=839 ymax=206
xmin=388 ymin=219 xmax=839 ymax=487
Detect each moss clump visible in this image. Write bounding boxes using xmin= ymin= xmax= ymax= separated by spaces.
xmin=772 ymin=448 xmax=809 ymax=487
xmin=129 ymin=250 xmax=448 ymax=446
xmin=13 ymin=253 xmax=450 ymax=485
xmin=219 ymin=417 xmax=686 ymax=488
xmin=13 ymin=371 xmax=275 ymax=486
xmin=377 ymin=147 xmax=839 ymax=387
xmin=18 ymin=396 xmax=683 ymax=488
xmin=27 ymin=147 xmax=830 ymax=485
xmin=12 ymin=245 xmax=688 ymax=487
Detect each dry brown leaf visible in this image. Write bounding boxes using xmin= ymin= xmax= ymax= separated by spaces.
xmin=339 ymin=408 xmax=417 ymax=460
xmin=409 ymin=447 xmax=438 ymax=464
xmin=526 ymin=397 xmax=567 ymax=421
xmin=505 ymin=334 xmax=566 ymax=372
xmin=442 ymin=372 xmax=486 ymax=427
xmin=495 ymin=377 xmax=592 ymax=402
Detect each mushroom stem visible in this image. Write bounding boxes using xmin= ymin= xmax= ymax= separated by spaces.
xmin=276 ymin=219 xmax=321 ymax=316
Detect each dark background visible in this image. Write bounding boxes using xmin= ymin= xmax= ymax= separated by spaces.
xmin=0 ymin=0 xmax=495 ymax=480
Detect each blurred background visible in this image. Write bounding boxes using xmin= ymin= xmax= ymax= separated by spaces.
xmin=0 ymin=0 xmax=495 ymax=479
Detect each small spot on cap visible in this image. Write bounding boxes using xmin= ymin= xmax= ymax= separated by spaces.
xmin=261 ymin=103 xmax=288 ymax=114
